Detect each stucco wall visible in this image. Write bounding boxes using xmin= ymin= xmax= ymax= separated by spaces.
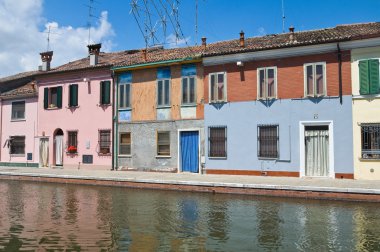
xmin=37 ymin=69 xmax=112 ymax=169
xmin=118 ymin=119 xmax=204 ymax=171
xmin=0 ymin=97 xmax=38 ymax=164
xmin=204 ymin=96 xmax=354 ymax=176
xmin=351 ymin=46 xmax=380 ymax=180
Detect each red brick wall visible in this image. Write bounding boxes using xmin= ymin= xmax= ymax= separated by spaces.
xmin=204 ymin=51 xmax=351 ymax=103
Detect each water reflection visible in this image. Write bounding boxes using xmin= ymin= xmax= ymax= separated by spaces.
xmin=0 ymin=180 xmax=380 ymax=251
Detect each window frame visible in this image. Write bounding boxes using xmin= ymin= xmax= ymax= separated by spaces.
xmin=68 ymin=84 xmax=78 ymax=107
xmin=9 ymin=135 xmax=25 ymax=155
xmin=98 ymin=130 xmax=111 ymax=155
xmin=181 ymin=75 xmax=197 ymax=105
xmin=208 ymin=126 xmax=227 ymax=158
xmin=119 ymin=132 xmax=131 ymax=156
xmin=67 ymin=130 xmax=78 ymax=153
xmin=156 ymin=131 xmax=170 ymax=157
xmin=11 ymin=100 xmax=25 ymax=121
xmin=157 ymin=78 xmax=171 ymax=108
xmin=361 ymin=124 xmax=380 ymax=160
xmin=44 ymin=86 xmax=62 ymax=109
xmin=303 ymin=62 xmax=327 ymax=97
xmin=119 ymin=82 xmax=131 ymax=109
xmin=257 ymin=67 xmax=277 ymax=100
xmin=257 ymin=125 xmax=279 ymax=159
xmin=209 ymin=72 xmax=227 ymax=103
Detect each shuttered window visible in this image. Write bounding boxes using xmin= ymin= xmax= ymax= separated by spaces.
xmin=208 ymin=126 xmax=227 ymax=158
xmin=69 ymin=84 xmax=78 ymax=107
xmin=359 ymin=59 xmax=380 ymax=95
xmin=100 ymin=81 xmax=111 ymax=105
xmin=258 ymin=125 xmax=279 ymax=159
xmin=43 ymin=87 xmax=62 ymax=109
xmin=119 ymin=132 xmax=131 ymax=155
xmin=157 ymin=131 xmax=170 ymax=156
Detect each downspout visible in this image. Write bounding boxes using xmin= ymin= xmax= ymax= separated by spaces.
xmin=337 ymin=43 xmax=343 ymax=104
xmin=111 ymin=71 xmax=116 ymax=170
xmin=0 ymin=97 xmax=2 ymax=162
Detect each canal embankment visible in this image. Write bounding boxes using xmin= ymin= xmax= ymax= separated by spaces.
xmin=0 ymin=166 xmax=380 ymax=202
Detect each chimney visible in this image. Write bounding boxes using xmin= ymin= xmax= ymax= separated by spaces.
xmin=141 ymin=49 xmax=147 ymax=61
xmin=40 ymin=51 xmax=53 ymax=71
xmin=289 ymin=26 xmax=295 ymax=42
xmin=201 ymin=37 xmax=207 ymax=49
xmin=239 ymin=30 xmax=245 ymax=47
xmin=87 ymin=43 xmax=101 ymax=66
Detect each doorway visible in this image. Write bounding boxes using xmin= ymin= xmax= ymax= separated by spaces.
xmin=39 ymin=138 xmax=49 ymax=167
xmin=179 ymin=131 xmax=199 ymax=173
xmin=54 ymin=129 xmax=64 ymax=166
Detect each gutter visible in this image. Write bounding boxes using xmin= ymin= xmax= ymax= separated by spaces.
xmin=112 ymin=57 xmax=201 ymax=72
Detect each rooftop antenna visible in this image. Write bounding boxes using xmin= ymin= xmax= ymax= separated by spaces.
xmin=282 ymin=0 xmax=285 ymax=33
xmin=85 ymin=0 xmax=100 ymax=44
xmin=46 ymin=26 xmax=51 ymax=51
xmin=195 ymin=0 xmax=198 ymax=45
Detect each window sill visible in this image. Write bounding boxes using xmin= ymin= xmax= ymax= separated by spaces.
xmin=209 ymin=101 xmax=227 ymax=104
xmin=257 ymin=97 xmax=276 ymax=100
xmin=258 ymin=157 xmax=278 ymax=160
xmin=156 ymin=155 xmax=171 ymax=159
xmin=208 ymin=156 xmax=227 ymax=160
xmin=181 ymin=104 xmax=197 ymax=107
xmin=66 ymin=105 xmax=79 ymax=109
xmin=118 ymin=154 xmax=132 ymax=158
xmin=10 ymin=154 xmax=25 ymax=157
xmin=46 ymin=106 xmax=60 ymax=110
xmin=11 ymin=119 xmax=26 ymax=122
xmin=99 ymin=103 xmax=111 ymax=107
xmin=157 ymin=106 xmax=171 ymax=109
xmin=359 ymin=158 xmax=380 ymax=162
xmin=353 ymin=94 xmax=380 ymax=100
xmin=66 ymin=152 xmax=78 ymax=155
xmin=98 ymin=153 xmax=111 ymax=156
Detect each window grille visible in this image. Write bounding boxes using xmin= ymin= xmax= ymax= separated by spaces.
xmin=361 ymin=124 xmax=380 ymax=159
xmin=258 ymin=125 xmax=279 ymax=158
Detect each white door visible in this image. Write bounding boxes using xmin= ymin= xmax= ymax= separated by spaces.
xmin=305 ymin=126 xmax=329 ymax=177
xmin=55 ymin=135 xmax=63 ymax=166
xmin=39 ymin=138 xmax=49 ymax=167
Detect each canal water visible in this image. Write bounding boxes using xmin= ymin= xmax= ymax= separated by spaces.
xmin=0 ymin=180 xmax=379 ymax=251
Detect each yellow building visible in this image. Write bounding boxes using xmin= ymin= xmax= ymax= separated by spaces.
xmin=352 ymin=46 xmax=380 ymax=180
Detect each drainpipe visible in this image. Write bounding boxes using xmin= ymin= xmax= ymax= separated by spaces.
xmin=337 ymin=43 xmax=343 ymax=104
xmin=0 ymin=97 xmax=2 ymax=161
xmin=111 ymin=71 xmax=116 ymax=170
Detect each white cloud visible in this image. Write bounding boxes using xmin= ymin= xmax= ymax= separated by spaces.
xmin=0 ymin=0 xmax=115 ymax=78
xmin=165 ymin=33 xmax=191 ymax=48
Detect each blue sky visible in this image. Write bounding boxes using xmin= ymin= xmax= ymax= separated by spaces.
xmin=0 ymin=0 xmax=379 ymax=77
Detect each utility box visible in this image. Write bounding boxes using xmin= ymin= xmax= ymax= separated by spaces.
xmin=82 ymin=155 xmax=93 ymax=164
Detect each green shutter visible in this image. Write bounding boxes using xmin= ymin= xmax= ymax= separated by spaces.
xmin=101 ymin=81 xmax=111 ymax=104
xmin=369 ymin=59 xmax=380 ymax=94
xmin=57 ymin=86 xmax=62 ymax=108
xmin=44 ymin=88 xmax=49 ymax=109
xmin=71 ymin=84 xmax=78 ymax=107
xmin=359 ymin=60 xmax=369 ymax=95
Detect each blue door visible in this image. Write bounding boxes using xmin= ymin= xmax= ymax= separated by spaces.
xmin=180 ymin=131 xmax=199 ymax=173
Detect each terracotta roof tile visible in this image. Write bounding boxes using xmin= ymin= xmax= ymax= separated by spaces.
xmin=0 ymin=81 xmax=37 ymax=99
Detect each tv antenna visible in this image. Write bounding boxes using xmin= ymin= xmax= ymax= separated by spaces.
xmin=85 ymin=0 xmax=100 ymax=44
xmin=43 ymin=25 xmax=60 ymax=51
xmin=282 ymin=0 xmax=285 ymax=33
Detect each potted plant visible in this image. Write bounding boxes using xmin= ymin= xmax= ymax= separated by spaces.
xmin=67 ymin=145 xmax=77 ymax=153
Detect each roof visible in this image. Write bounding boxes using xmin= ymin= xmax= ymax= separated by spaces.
xmin=0 ymin=81 xmax=37 ymax=99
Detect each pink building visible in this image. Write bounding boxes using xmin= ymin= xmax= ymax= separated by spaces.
xmin=35 ymin=45 xmax=114 ymax=169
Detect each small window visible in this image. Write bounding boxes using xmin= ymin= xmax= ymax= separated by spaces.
xmin=208 ymin=126 xmax=227 ymax=158
xmin=258 ymin=67 xmax=277 ymax=99
xmin=10 ymin=136 xmax=25 ymax=155
xmin=99 ymin=130 xmax=111 ymax=154
xmin=100 ymin=81 xmax=111 ymax=105
xmin=11 ymin=101 xmax=25 ymax=120
xmin=69 ymin=84 xmax=78 ymax=107
xmin=304 ymin=63 xmax=326 ymax=97
xmin=157 ymin=131 xmax=170 ymax=156
xmin=182 ymin=76 xmax=196 ymax=105
xmin=44 ymin=87 xmax=62 ymax=109
xmin=119 ymin=132 xmax=131 ymax=155
xmin=359 ymin=59 xmax=379 ymax=95
xmin=361 ymin=124 xmax=380 ymax=159
xmin=209 ymin=72 xmax=226 ymax=103
xmin=258 ymin=125 xmax=279 ymax=159
xmin=119 ymin=83 xmax=131 ymax=109
xmin=157 ymin=79 xmax=170 ymax=107
xmin=67 ymin=131 xmax=78 ymax=153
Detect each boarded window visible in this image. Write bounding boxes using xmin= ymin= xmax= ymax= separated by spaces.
xmin=361 ymin=124 xmax=380 ymax=159
xmin=157 ymin=131 xmax=170 ymax=156
xmin=11 ymin=101 xmax=25 ymax=120
xmin=258 ymin=125 xmax=279 ymax=158
xmin=119 ymin=132 xmax=131 ymax=155
xmin=99 ymin=130 xmax=111 ymax=154
xmin=208 ymin=126 xmax=227 ymax=158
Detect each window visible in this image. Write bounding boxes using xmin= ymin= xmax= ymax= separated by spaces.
xmin=119 ymin=83 xmax=131 ymax=109
xmin=359 ymin=59 xmax=379 ymax=95
xmin=119 ymin=132 xmax=131 ymax=155
xmin=258 ymin=67 xmax=277 ymax=99
xmin=99 ymin=130 xmax=111 ymax=154
xmin=100 ymin=81 xmax=111 ymax=105
xmin=68 ymin=84 xmax=78 ymax=107
xmin=208 ymin=126 xmax=227 ymax=158
xmin=209 ymin=72 xmax=226 ymax=103
xmin=10 ymin=136 xmax=25 ymax=155
xmin=182 ymin=76 xmax=196 ymax=104
xmin=157 ymin=79 xmax=170 ymax=107
xmin=157 ymin=131 xmax=170 ymax=156
xmin=304 ymin=63 xmax=326 ymax=97
xmin=11 ymin=101 xmax=25 ymax=120
xmin=361 ymin=124 xmax=380 ymax=159
xmin=258 ymin=125 xmax=279 ymax=159
xmin=44 ymin=87 xmax=62 ymax=109
xmin=67 ymin=131 xmax=78 ymax=153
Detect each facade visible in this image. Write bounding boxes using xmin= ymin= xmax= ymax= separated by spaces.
xmin=113 ymin=48 xmax=205 ymax=172
xmin=35 ymin=45 xmax=114 ymax=169
xmin=351 ymin=45 xmax=380 ymax=180
xmin=202 ymin=23 xmax=380 ymax=179
xmin=0 ymin=82 xmax=39 ymax=167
